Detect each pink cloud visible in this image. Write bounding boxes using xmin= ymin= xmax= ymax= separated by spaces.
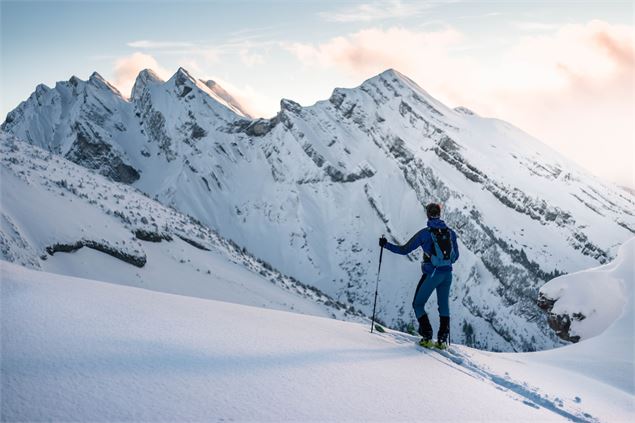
xmin=286 ymin=26 xmax=464 ymax=80
xmin=112 ymin=52 xmax=171 ymax=98
xmin=483 ymin=21 xmax=634 ymax=186
xmin=593 ymin=29 xmax=633 ymax=68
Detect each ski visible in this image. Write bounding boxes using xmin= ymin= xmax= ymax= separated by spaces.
xmin=417 ymin=339 xmax=448 ymax=350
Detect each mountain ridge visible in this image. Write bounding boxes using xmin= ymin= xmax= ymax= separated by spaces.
xmin=2 ymin=67 xmax=634 ymax=351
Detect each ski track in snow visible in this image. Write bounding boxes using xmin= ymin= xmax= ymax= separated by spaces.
xmin=380 ymin=330 xmax=600 ymax=423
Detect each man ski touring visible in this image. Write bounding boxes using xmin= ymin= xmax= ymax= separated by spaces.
xmin=379 ymin=203 xmax=459 ymax=349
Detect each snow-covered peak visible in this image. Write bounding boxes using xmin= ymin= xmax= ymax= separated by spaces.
xmin=88 ymin=71 xmax=106 ymax=85
xmin=280 ymin=98 xmax=302 ymax=113
xmin=134 ymin=67 xmax=248 ymax=119
xmin=374 ymin=68 xmax=413 ymax=86
xmin=167 ymin=67 xmax=215 ymax=99
xmin=34 ymin=83 xmax=50 ymax=96
xmin=329 ymin=68 xmax=456 ymax=120
xmin=169 ymin=67 xmax=197 ymax=87
xmin=88 ymin=71 xmax=123 ymax=97
xmin=131 ymin=68 xmax=163 ymax=100
xmin=68 ymin=75 xmax=82 ymax=86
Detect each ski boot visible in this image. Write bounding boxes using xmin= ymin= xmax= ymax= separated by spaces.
xmin=417 ymin=314 xmax=434 ymax=348
xmin=435 ymin=316 xmax=450 ymax=350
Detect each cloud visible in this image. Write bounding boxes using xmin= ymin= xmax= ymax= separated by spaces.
xmin=286 ymin=21 xmax=634 ymax=187
xmin=285 ymin=26 xmax=464 ymax=81
xmin=239 ymin=48 xmax=265 ymax=67
xmin=125 ymin=39 xmax=222 ymax=65
xmin=513 ymin=21 xmax=561 ymax=31
xmin=488 ymin=20 xmax=634 ymax=186
xmin=319 ymin=0 xmax=434 ymax=23
xmin=112 ymin=52 xmax=170 ymax=97
xmin=127 ymin=40 xmax=195 ymax=49
xmin=591 ymin=25 xmax=633 ymax=68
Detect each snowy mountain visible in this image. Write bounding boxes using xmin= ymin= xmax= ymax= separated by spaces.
xmin=2 ymin=239 xmax=633 ymax=421
xmin=3 ymin=68 xmax=634 ymax=351
xmin=0 ymin=134 xmax=362 ymax=321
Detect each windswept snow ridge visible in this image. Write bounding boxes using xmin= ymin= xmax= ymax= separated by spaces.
xmin=3 ymin=68 xmax=634 ymax=351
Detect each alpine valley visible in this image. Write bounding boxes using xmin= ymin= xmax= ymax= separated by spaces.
xmin=2 ymin=68 xmax=634 ymax=352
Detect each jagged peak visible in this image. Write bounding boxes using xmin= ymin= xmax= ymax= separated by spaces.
xmin=280 ymin=98 xmax=302 ymax=114
xmin=379 ymin=68 xmax=404 ymax=79
xmin=89 ymin=71 xmax=106 ymax=83
xmin=68 ymin=75 xmax=83 ymax=86
xmin=34 ymin=83 xmax=50 ymax=95
xmin=88 ymin=72 xmax=123 ymax=96
xmin=170 ymin=67 xmax=197 ymax=87
xmin=363 ymin=68 xmax=424 ymax=93
xmin=58 ymin=73 xmax=122 ymax=97
xmin=357 ymin=68 xmax=454 ymax=117
xmin=136 ymin=68 xmax=163 ymax=84
xmin=131 ymin=68 xmax=163 ymax=100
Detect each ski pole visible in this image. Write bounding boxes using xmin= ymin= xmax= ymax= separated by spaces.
xmin=370 ymin=236 xmax=385 ymax=333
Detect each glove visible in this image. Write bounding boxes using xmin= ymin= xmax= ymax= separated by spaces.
xmin=379 ymin=236 xmax=387 ymax=248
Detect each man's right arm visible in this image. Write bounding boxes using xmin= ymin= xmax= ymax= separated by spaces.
xmin=384 ymin=230 xmax=424 ymax=255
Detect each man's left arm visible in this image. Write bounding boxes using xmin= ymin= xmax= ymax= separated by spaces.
xmin=451 ymin=230 xmax=459 ymax=263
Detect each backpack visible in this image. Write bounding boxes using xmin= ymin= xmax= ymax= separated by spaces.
xmin=428 ymin=227 xmax=455 ymax=268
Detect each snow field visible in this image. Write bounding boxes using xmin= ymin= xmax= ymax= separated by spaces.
xmin=3 ymin=260 xmax=633 ymax=422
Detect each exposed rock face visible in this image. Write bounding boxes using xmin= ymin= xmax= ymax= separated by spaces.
xmin=244 ymin=118 xmax=278 ymax=137
xmin=537 ymin=292 xmax=584 ymax=343
xmin=65 ymin=123 xmax=140 ymax=183
xmin=46 ymin=240 xmax=147 ymax=268
xmin=3 ymin=67 xmax=634 ymax=351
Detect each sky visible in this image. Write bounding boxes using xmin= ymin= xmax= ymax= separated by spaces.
xmin=1 ymin=0 xmax=633 ymax=187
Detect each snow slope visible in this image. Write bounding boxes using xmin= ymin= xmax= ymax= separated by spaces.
xmin=3 ymin=68 xmax=635 ymax=351
xmin=2 ymin=259 xmax=633 ymax=422
xmin=0 ymin=134 xmax=360 ymax=321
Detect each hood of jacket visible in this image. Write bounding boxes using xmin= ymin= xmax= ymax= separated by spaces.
xmin=427 ymin=218 xmax=448 ymax=229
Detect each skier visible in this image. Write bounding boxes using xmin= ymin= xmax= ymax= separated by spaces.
xmin=379 ymin=203 xmax=459 ymax=348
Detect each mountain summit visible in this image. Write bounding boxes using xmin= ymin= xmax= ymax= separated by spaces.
xmin=2 ymin=68 xmax=634 ymax=351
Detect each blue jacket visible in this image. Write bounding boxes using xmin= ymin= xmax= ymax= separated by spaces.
xmin=384 ymin=218 xmax=459 ymax=274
